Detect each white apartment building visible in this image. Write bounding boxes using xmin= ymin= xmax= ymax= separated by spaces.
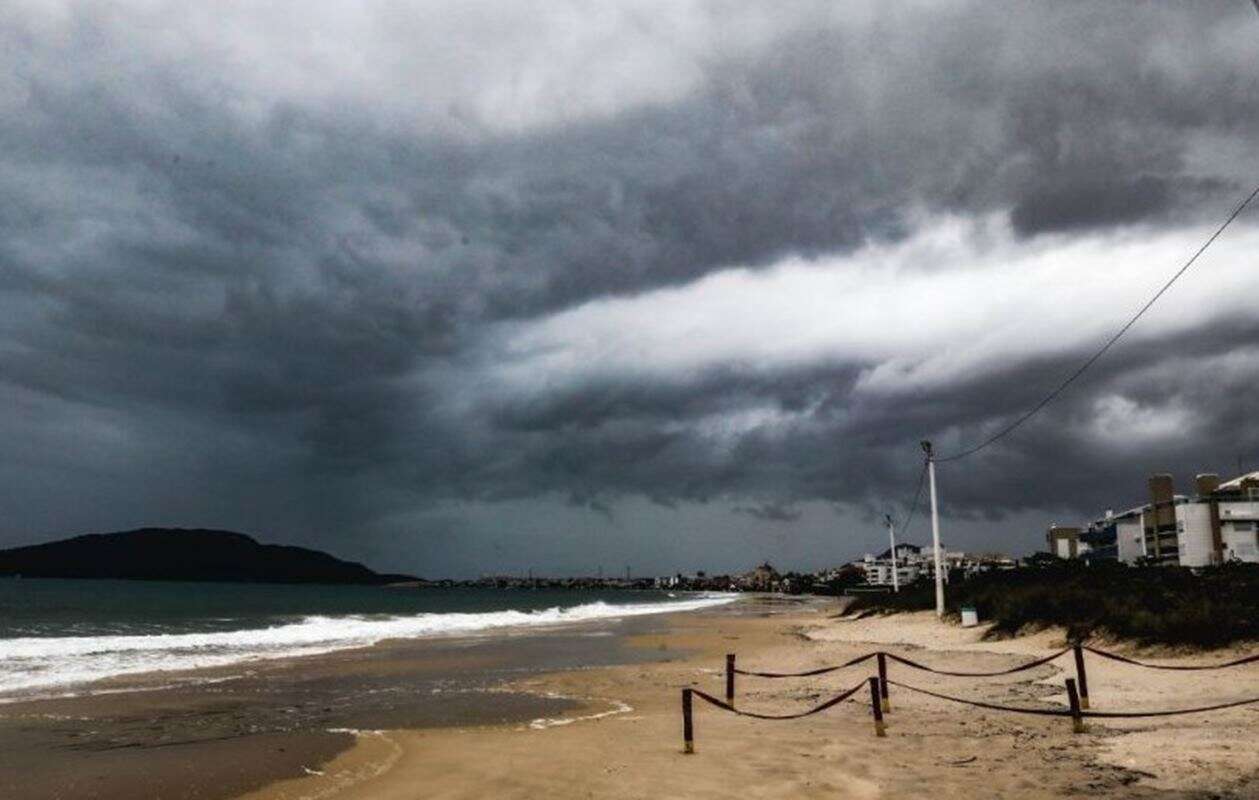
xmin=861 ymin=544 xmax=974 ymax=586
xmin=1216 ymin=471 xmax=1259 ymax=562
xmin=861 ymin=543 xmax=925 ymax=586
xmin=1075 ymin=471 xmax=1259 ymax=568
xmin=1086 ymin=507 xmax=1147 ymax=563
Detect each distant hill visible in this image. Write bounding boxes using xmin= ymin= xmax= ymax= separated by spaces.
xmin=0 ymin=528 xmax=416 ymax=585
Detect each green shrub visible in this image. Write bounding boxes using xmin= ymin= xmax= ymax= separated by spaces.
xmin=845 ymin=562 xmax=1259 ymax=648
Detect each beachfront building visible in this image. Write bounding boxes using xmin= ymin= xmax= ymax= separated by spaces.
xmin=1216 ymin=471 xmax=1259 ymax=562
xmin=1142 ymin=474 xmax=1191 ymax=565
xmin=1082 ymin=507 xmax=1146 ymax=563
xmin=1046 ymin=526 xmax=1086 ymax=560
xmin=1135 ymin=473 xmax=1237 ymax=567
xmin=1064 ymin=471 xmax=1259 ymax=568
xmin=1080 ymin=524 xmax=1118 ymax=561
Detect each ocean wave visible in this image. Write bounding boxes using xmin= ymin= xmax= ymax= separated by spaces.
xmin=0 ymin=594 xmax=736 ymax=696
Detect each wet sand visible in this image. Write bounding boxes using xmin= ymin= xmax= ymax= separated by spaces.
xmin=243 ymin=601 xmax=1259 ymax=800
xmin=0 ymin=613 xmax=699 ymax=800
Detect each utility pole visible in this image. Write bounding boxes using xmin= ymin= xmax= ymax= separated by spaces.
xmin=884 ymin=514 xmax=899 ymax=593
xmin=921 ymin=440 xmax=945 ymax=618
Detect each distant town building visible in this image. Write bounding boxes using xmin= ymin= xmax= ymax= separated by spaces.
xmin=737 ymin=562 xmax=780 ymax=591
xmin=956 ymin=552 xmax=1020 ymax=577
xmin=858 ymin=544 xmax=1007 ymax=586
xmin=861 ymin=543 xmax=925 ymax=586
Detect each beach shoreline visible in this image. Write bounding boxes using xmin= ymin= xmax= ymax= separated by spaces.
xmin=0 ymin=593 xmax=762 ymax=800
xmin=245 ymin=599 xmax=1259 ymax=800
xmin=4 ymin=596 xmax=1258 ymax=799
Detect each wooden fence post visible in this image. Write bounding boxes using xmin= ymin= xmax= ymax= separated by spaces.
xmin=868 ymin=677 xmax=886 ymax=737
xmin=726 ymin=654 xmax=736 ymax=703
xmin=877 ymin=652 xmax=890 ymax=712
xmin=682 ymin=688 xmax=695 ymax=753
xmin=1072 ymin=643 xmax=1090 ymax=709
xmin=1065 ymin=678 xmax=1085 ymax=734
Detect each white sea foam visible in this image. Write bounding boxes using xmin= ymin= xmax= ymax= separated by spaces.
xmin=527 ymin=697 xmax=634 ymax=729
xmin=0 ymin=594 xmax=736 ymax=696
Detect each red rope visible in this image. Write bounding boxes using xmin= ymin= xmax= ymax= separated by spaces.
xmin=888 ymin=679 xmax=1259 ymax=719
xmin=884 ymin=648 xmax=1070 ymax=677
xmin=733 ymin=652 xmax=875 ymax=678
xmin=886 ymin=680 xmax=1071 ymax=717
xmin=690 ymin=682 xmax=868 ymax=720
xmin=1084 ymin=646 xmax=1259 ymax=671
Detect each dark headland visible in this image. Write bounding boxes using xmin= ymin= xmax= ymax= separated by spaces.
xmin=0 ymin=528 xmax=416 ymax=584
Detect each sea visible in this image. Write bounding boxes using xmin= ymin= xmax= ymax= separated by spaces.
xmin=0 ymin=578 xmax=735 ymax=698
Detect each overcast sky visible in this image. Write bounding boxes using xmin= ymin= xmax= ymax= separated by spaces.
xmin=3 ymin=1 xmax=1259 ymax=577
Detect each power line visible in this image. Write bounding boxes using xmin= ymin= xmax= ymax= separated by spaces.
xmin=935 ymin=182 xmax=1259 ymax=463
xmin=895 ymin=459 xmax=928 ymax=539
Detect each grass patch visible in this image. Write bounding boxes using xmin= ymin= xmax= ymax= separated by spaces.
xmin=845 ymin=562 xmax=1259 ymax=648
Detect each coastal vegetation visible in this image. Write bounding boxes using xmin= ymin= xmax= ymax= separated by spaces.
xmin=845 ymin=561 xmax=1259 ymax=648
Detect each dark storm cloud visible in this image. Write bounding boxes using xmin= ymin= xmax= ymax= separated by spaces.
xmin=734 ymin=502 xmax=804 ymax=523
xmin=3 ymin=1 xmax=1259 ymax=570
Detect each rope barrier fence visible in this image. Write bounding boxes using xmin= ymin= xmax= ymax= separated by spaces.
xmin=682 ymin=679 xmax=877 ymax=752
xmin=681 ymin=643 xmax=1259 ymax=752
xmin=723 ymin=643 xmax=1259 ymax=705
xmin=730 ymin=652 xmax=876 ymax=678
xmin=887 ymin=679 xmax=1259 ymax=719
xmin=882 ymin=647 xmax=1071 ymax=677
xmin=1082 ymin=646 xmax=1259 ymax=671
xmin=883 ymin=678 xmax=1070 ymax=716
xmin=692 ymin=681 xmax=868 ymax=720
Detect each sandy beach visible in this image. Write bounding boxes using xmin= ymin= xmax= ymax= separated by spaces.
xmin=0 ymin=612 xmax=670 ymax=800
xmin=4 ymin=596 xmax=1258 ymax=799
xmin=238 ymin=598 xmax=1258 ymax=800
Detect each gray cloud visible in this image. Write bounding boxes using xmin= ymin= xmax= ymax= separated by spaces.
xmin=734 ymin=502 xmax=804 ymax=524
xmin=3 ymin=1 xmax=1259 ymax=574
